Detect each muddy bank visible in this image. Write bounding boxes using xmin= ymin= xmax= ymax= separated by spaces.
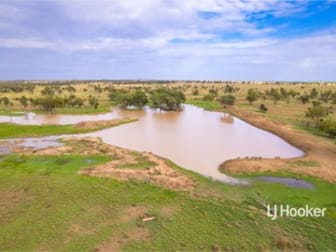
xmin=220 ymin=107 xmax=336 ymax=183
xmin=25 ymin=137 xmax=195 ymax=191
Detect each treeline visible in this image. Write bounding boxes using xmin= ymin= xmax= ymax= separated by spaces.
xmin=109 ymin=87 xmax=185 ymax=111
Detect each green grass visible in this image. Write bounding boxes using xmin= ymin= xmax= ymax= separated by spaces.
xmin=44 ymin=103 xmax=112 ymax=115
xmin=186 ymin=99 xmax=222 ymax=111
xmin=0 ymin=110 xmax=25 ymax=116
xmin=0 ymin=154 xmax=335 ymax=251
xmin=0 ymin=118 xmax=136 ymax=139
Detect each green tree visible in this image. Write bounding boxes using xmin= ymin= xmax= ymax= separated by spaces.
xmin=305 ymin=105 xmax=329 ymax=126
xmin=150 ymin=88 xmax=185 ymax=111
xmin=259 ymin=104 xmax=268 ymax=113
xmin=269 ymin=88 xmax=281 ymax=104
xmin=218 ymin=95 xmax=235 ymax=105
xmin=19 ymin=96 xmax=28 ymax=110
xmin=246 ymin=88 xmax=259 ymax=104
xmin=88 ymin=95 xmax=99 ymax=110
xmin=320 ymin=119 xmax=336 ymax=138
xmin=299 ymin=94 xmax=310 ymax=104
xmin=41 ymin=86 xmax=55 ymax=96
xmin=310 ymin=88 xmax=318 ymax=99
xmin=1 ymin=97 xmax=10 ymax=106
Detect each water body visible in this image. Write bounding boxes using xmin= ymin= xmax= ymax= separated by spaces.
xmin=0 ymin=105 xmax=304 ymax=183
xmin=0 ymin=110 xmax=119 ymax=125
xmin=255 ymin=176 xmax=315 ymax=189
xmin=84 ymin=105 xmax=304 ymax=183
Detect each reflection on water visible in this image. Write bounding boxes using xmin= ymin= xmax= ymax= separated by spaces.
xmin=0 ymin=110 xmax=119 ymax=125
xmin=0 ymin=104 xmax=304 ymax=184
xmin=83 ymin=105 xmax=304 ymax=183
xmin=220 ymin=113 xmax=234 ymax=124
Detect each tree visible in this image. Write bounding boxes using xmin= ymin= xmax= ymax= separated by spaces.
xmin=280 ymin=87 xmax=288 ymax=99
xmin=224 ymin=84 xmax=234 ymax=93
xmin=114 ymin=90 xmax=148 ymax=109
xmin=320 ymin=119 xmax=336 ymax=138
xmin=0 ymin=97 xmax=10 ymax=106
xmin=88 ymin=95 xmax=99 ymax=110
xmin=319 ymin=90 xmax=333 ymax=103
xmin=192 ymin=89 xmax=199 ymax=96
xmin=310 ymin=88 xmax=318 ymax=99
xmin=41 ymin=86 xmax=55 ymax=96
xmin=305 ymin=105 xmax=329 ymax=126
xmin=150 ymin=88 xmax=185 ymax=111
xmin=299 ymin=94 xmax=310 ymax=104
xmin=269 ymin=88 xmax=281 ymax=104
xmin=218 ymin=95 xmax=235 ymax=105
xmin=259 ymin=104 xmax=268 ymax=113
xmin=19 ymin=96 xmax=28 ymax=110
xmin=35 ymin=96 xmax=64 ymax=113
xmin=130 ymin=90 xmax=148 ymax=108
xmin=246 ymin=88 xmax=259 ymax=104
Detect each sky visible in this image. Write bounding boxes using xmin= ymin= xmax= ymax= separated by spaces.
xmin=0 ymin=0 xmax=335 ymax=81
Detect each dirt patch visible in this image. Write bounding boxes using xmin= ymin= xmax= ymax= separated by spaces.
xmin=80 ymin=150 xmax=195 ymax=191
xmin=75 ymin=118 xmax=136 ymax=131
xmin=30 ymin=137 xmax=195 ymax=191
xmin=98 ymin=227 xmax=151 ymax=252
xmin=119 ymin=206 xmax=149 ymax=223
xmin=220 ymin=107 xmax=336 ymax=183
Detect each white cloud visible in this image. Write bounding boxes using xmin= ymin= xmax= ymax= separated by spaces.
xmin=56 ymin=0 xmax=305 ymax=38
xmin=0 ymin=0 xmax=335 ymax=80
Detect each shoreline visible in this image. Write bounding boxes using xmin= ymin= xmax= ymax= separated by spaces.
xmin=219 ymin=106 xmax=336 ymax=183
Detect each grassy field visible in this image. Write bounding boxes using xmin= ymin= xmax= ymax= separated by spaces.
xmin=0 ymin=118 xmax=136 ymax=138
xmin=0 ymin=81 xmax=335 ymax=251
xmin=0 ymin=144 xmax=335 ymax=251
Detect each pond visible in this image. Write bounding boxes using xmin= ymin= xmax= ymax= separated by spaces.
xmin=0 ymin=110 xmax=119 ymax=125
xmin=85 ymin=105 xmax=304 ymax=183
xmin=0 ymin=105 xmax=304 ymax=183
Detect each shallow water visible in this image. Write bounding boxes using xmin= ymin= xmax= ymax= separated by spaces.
xmin=0 ymin=105 xmax=304 ymax=183
xmin=83 ymin=105 xmax=304 ymax=183
xmin=255 ymin=176 xmax=315 ymax=189
xmin=0 ymin=110 xmax=119 ymax=125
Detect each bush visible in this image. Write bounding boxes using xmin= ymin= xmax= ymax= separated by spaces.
xmin=319 ymin=119 xmax=336 ymax=138
xmin=150 ymin=88 xmax=185 ymax=111
xmin=218 ymin=95 xmax=235 ymax=105
xmin=246 ymin=88 xmax=259 ymax=104
xmin=305 ymin=105 xmax=329 ymax=126
xmin=259 ymin=104 xmax=268 ymax=113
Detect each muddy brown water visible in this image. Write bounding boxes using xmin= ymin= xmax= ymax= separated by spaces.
xmin=0 ymin=111 xmax=119 ymax=125
xmin=0 ymin=105 xmax=304 ymax=183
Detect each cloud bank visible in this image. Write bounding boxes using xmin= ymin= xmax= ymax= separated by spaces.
xmin=0 ymin=0 xmax=335 ymax=80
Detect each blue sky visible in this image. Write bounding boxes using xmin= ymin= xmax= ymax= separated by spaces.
xmin=0 ymin=0 xmax=335 ymax=81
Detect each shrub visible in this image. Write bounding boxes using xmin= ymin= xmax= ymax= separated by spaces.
xmin=259 ymin=104 xmax=268 ymax=113
xmin=319 ymin=119 xmax=336 ymax=138
xmin=218 ymin=95 xmax=235 ymax=105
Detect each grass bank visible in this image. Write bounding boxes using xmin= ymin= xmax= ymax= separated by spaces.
xmin=186 ymin=99 xmax=222 ymax=111
xmin=0 ymin=118 xmax=137 ymax=139
xmin=0 ymin=139 xmax=335 ymax=251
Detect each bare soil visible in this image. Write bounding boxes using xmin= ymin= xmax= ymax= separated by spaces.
xmin=30 ymin=137 xmax=195 ymax=191
xmin=74 ymin=118 xmax=135 ymax=131
xmin=220 ymin=107 xmax=336 ymax=182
